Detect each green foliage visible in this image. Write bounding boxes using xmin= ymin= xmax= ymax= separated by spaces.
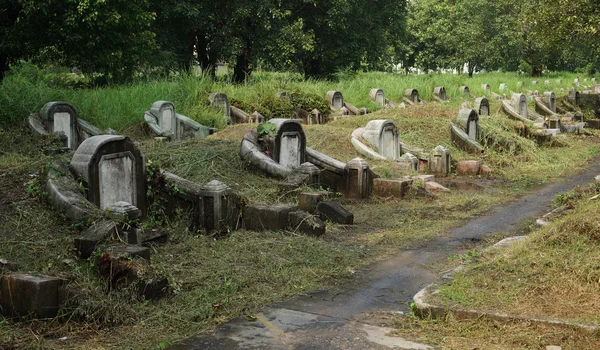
xmin=257 ymin=121 xmax=277 ymax=139
xmin=289 ymin=90 xmax=329 ymax=116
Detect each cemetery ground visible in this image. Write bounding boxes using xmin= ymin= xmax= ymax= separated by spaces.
xmin=2 ymin=72 xmax=600 ymax=348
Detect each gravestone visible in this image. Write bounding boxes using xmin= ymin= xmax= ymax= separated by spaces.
xmin=459 ymin=86 xmax=470 ymax=98
xmin=429 ymin=145 xmax=451 ymax=177
xmin=208 ymin=92 xmax=231 ymax=124
xmin=511 ymin=93 xmax=529 ymax=119
xmin=574 ymin=78 xmax=581 ymax=86
xmin=404 ymin=88 xmax=419 ymax=104
xmin=499 ymin=83 xmax=507 ymax=92
xmin=146 ymin=101 xmax=176 ymax=136
xmin=592 ymin=78 xmax=597 ymax=84
xmin=70 ymin=135 xmax=146 ymax=218
xmin=456 ymin=109 xmax=480 ymax=141
xmin=474 ymin=97 xmax=490 ymax=116
xmin=344 ymin=158 xmax=372 ymax=199
xmin=326 ymin=91 xmax=344 ymax=110
xmin=481 ymin=84 xmax=491 ymax=94
xmin=311 ymin=109 xmax=322 ymax=124
xmin=568 ymin=89 xmax=581 ymax=105
xmin=556 ymin=79 xmax=562 ymax=84
xmin=543 ymin=91 xmax=556 ymax=113
xmin=361 ymin=120 xmax=400 ymax=160
xmin=270 ymin=118 xmax=306 ymax=169
xmin=39 ymin=101 xmax=79 ymax=149
xmin=433 ymin=86 xmax=447 ymax=101
xmin=369 ymin=88 xmax=385 ymax=107
xmin=532 ymin=80 xmax=538 ymax=85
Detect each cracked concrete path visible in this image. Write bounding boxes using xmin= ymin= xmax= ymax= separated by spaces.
xmin=171 ymin=157 xmax=600 ymax=350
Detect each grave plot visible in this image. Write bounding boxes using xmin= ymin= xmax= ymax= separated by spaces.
xmin=351 ymin=119 xmax=451 ymax=176
xmin=500 ymin=93 xmax=556 ymax=143
xmin=534 ymin=91 xmax=584 ymax=134
xmin=326 ymin=90 xmax=368 ymax=118
xmin=450 ymin=109 xmax=484 ymax=154
xmin=28 ymin=101 xmax=115 ymax=151
xmin=144 ymin=101 xmax=216 ymax=140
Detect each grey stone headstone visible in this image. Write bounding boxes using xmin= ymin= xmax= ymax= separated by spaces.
xmin=499 ymin=83 xmax=507 ymax=92
xmin=326 ymin=91 xmax=344 ymax=110
xmin=511 ymin=93 xmax=529 ymax=119
xmin=459 ymin=86 xmax=470 ymax=98
xmin=474 ymin=97 xmax=490 ymax=116
xmin=361 ymin=119 xmax=400 ymax=160
xmin=209 ymin=92 xmax=231 ymax=124
xmin=430 ymin=145 xmax=451 ymax=177
xmin=269 ymin=118 xmax=306 ymax=169
xmin=344 ymin=158 xmax=372 ymax=199
xmin=404 ymin=88 xmax=419 ymax=103
xmin=40 ymin=101 xmax=79 ymax=149
xmin=369 ymin=88 xmax=385 ymax=106
xmin=481 ymin=84 xmax=491 ymax=94
xmin=456 ymin=109 xmax=480 ymax=141
xmin=70 ymin=135 xmax=147 ymax=218
xmin=543 ymin=91 xmax=556 ymax=113
xmin=433 ymin=86 xmax=447 ymax=100
xmin=200 ymin=179 xmax=239 ymax=233
xmin=149 ymin=101 xmax=176 ymax=135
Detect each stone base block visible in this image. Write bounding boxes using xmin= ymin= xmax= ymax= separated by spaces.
xmin=373 ymin=178 xmax=412 ymax=198
xmin=75 ymin=220 xmax=116 ymax=258
xmin=298 ymin=192 xmax=327 ymax=213
xmin=0 ymin=274 xmax=62 ymax=318
xmin=457 ymin=160 xmax=480 ymax=176
xmin=243 ymin=204 xmax=299 ymax=231
xmin=317 ymin=201 xmax=354 ymax=225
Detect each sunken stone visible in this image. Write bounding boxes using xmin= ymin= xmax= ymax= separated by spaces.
xmin=316 ymin=201 xmax=354 ymax=225
xmin=299 ymin=192 xmax=326 ymax=213
xmin=243 ymin=204 xmax=299 ymax=231
xmin=75 ymin=220 xmax=116 ymax=258
xmin=373 ymin=178 xmax=411 ymax=199
xmin=106 ymin=245 xmax=151 ymax=261
xmin=457 ymin=160 xmax=480 ymax=176
xmin=0 ymin=274 xmax=62 ymax=318
xmin=288 ymin=211 xmax=326 ymax=236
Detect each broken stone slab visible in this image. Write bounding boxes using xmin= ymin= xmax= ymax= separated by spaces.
xmin=316 ymin=201 xmax=354 ymax=225
xmin=75 ymin=220 xmax=117 ymax=258
xmin=413 ymin=175 xmax=434 ymax=183
xmin=288 ymin=210 xmax=326 ymax=236
xmin=0 ymin=274 xmax=63 ymax=318
xmin=243 ymin=204 xmax=299 ymax=231
xmin=479 ymin=165 xmax=493 ymax=176
xmin=397 ymin=153 xmax=419 ymax=172
xmin=105 ymin=244 xmax=151 ymax=261
xmin=425 ymin=181 xmax=450 ymax=192
xmin=298 ymin=192 xmax=327 ymax=213
xmin=456 ymin=160 xmax=481 ymax=176
xmin=373 ymin=178 xmax=412 ymax=199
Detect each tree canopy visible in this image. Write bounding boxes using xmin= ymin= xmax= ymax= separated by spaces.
xmin=1 ymin=0 xmax=599 ymax=83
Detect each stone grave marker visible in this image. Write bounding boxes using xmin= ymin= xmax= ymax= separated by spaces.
xmin=544 ymin=80 xmax=551 ymax=85
xmin=499 ymin=83 xmax=507 ymax=92
xmin=404 ymin=88 xmax=419 ymax=104
xmin=344 ymin=158 xmax=372 ymax=199
xmin=270 ymin=118 xmax=306 ymax=169
xmin=148 ymin=101 xmax=176 ymax=136
xmin=429 ymin=145 xmax=451 ymax=177
xmin=481 ymin=84 xmax=491 ymax=94
xmin=209 ymin=92 xmax=231 ymax=124
xmin=511 ymin=93 xmax=529 ymax=119
xmin=474 ymin=97 xmax=490 ymax=116
xmin=369 ymin=88 xmax=385 ymax=106
xmin=592 ymin=78 xmax=597 ymax=84
xmin=361 ymin=119 xmax=400 ymax=160
xmin=457 ymin=109 xmax=480 ymax=141
xmin=200 ymin=180 xmax=240 ymax=233
xmin=574 ymin=78 xmax=581 ymax=86
xmin=543 ymin=91 xmax=556 ymax=113
xmin=70 ymin=135 xmax=146 ymax=218
xmin=568 ymin=88 xmax=581 ymax=106
xmin=326 ymin=91 xmax=344 ymax=110
xmin=39 ymin=101 xmax=79 ymax=149
xmin=532 ymin=80 xmax=538 ymax=85
xmin=433 ymin=86 xmax=447 ymax=101
xmin=459 ymin=86 xmax=470 ymax=98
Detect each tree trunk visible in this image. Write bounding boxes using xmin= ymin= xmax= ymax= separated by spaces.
xmin=303 ymin=58 xmax=323 ymax=79
xmin=233 ymin=44 xmax=251 ymax=83
xmin=195 ymin=30 xmax=216 ymax=78
xmin=0 ymin=54 xmax=7 ymax=83
xmin=468 ymin=62 xmax=474 ymax=78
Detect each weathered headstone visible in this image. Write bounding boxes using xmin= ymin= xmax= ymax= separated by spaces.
xmin=147 ymin=101 xmax=176 ymax=136
xmin=511 ymin=93 xmax=529 ymax=119
xmin=70 ymin=135 xmax=147 ymax=218
xmin=532 ymin=80 xmax=538 ymax=85
xmin=209 ymin=92 xmax=231 ymax=124
xmin=361 ymin=119 xmax=400 ymax=160
xmin=459 ymin=86 xmax=470 ymax=98
xmin=499 ymin=83 xmax=507 ymax=92
xmin=276 ymin=91 xmax=291 ymax=102
xmin=270 ymin=118 xmax=307 ymax=169
xmin=433 ymin=86 xmax=447 ymax=101
xmin=311 ymin=109 xmax=323 ymax=124
xmin=568 ymin=88 xmax=580 ymax=105
xmin=398 ymin=153 xmax=419 ymax=172
xmin=544 ymin=80 xmax=551 ymax=85
xmin=574 ymin=78 xmax=581 ymax=86
xmin=404 ymin=88 xmax=419 ymax=104
xmin=474 ymin=97 xmax=490 ymax=116
xmin=370 ymin=88 xmax=385 ymax=107
xmin=457 ymin=109 xmax=480 ymax=141
xmin=326 ymin=91 xmax=344 ymax=110
xmin=39 ymin=101 xmax=79 ymax=149
xmin=199 ymin=180 xmax=240 ymax=233
xmin=543 ymin=91 xmax=556 ymax=113
xmin=344 ymin=158 xmax=372 ymax=199
xmin=481 ymin=84 xmax=491 ymax=94
xmin=429 ymin=145 xmax=451 ymax=177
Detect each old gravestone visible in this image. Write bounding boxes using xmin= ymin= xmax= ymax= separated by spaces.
xmin=361 ymin=119 xmax=400 ymax=160
xmin=481 ymin=84 xmax=491 ymax=94
xmin=370 ymin=88 xmax=385 ymax=107
xmin=568 ymin=88 xmax=580 ymax=106
xmin=457 ymin=109 xmax=480 ymax=141
xmin=199 ymin=180 xmax=240 ymax=233
xmin=39 ymin=101 xmax=79 ymax=149
xmin=543 ymin=91 xmax=556 ymax=113
xmin=459 ymin=86 xmax=470 ymax=98
xmin=209 ymin=92 xmax=231 ymax=124
xmin=474 ymin=97 xmax=490 ymax=116
xmin=433 ymin=86 xmax=447 ymax=101
xmin=145 ymin=101 xmax=214 ymax=140
xmin=404 ymin=88 xmax=419 ymax=104
xmin=326 ymin=91 xmax=344 ymax=110
xmin=499 ymin=83 xmax=507 ymax=92
xmin=429 ymin=145 xmax=451 ymax=177
xmin=344 ymin=158 xmax=372 ymax=199
xmin=270 ymin=118 xmax=307 ymax=169
xmin=70 ymin=135 xmax=147 ymax=218
xmin=511 ymin=93 xmax=529 ymax=119
xmin=147 ymin=101 xmax=176 ymax=136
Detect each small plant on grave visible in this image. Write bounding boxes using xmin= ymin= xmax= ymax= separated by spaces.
xmin=257 ymin=121 xmax=277 ymax=157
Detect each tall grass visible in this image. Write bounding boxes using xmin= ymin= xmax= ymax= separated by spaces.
xmin=0 ymin=62 xmax=591 ymax=133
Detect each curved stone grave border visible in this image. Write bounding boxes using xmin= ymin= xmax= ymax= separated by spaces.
xmin=450 ymin=109 xmax=484 ymax=154
xmin=144 ymin=100 xmax=216 ymax=140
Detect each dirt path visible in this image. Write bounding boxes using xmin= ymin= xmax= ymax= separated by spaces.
xmin=171 ymin=157 xmax=600 ymax=349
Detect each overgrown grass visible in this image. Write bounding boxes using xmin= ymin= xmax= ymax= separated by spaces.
xmin=433 ymin=183 xmax=600 ymax=325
